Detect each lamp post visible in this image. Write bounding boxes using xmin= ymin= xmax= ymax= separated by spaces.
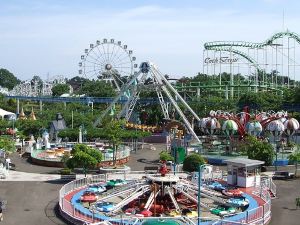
xmin=171 ymin=126 xmax=178 ymax=174
xmin=91 ymin=205 xmax=95 ymax=222
xmin=275 ymin=141 xmax=281 ymax=171
xmin=198 ymin=164 xmax=205 ymax=225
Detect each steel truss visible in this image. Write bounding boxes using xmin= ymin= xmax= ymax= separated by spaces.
xmin=94 ymin=61 xmax=201 ymax=143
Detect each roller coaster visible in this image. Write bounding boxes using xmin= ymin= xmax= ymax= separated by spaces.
xmin=177 ymin=30 xmax=300 ymax=99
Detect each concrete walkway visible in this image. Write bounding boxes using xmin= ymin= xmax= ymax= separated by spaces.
xmin=1 ymin=170 xmax=62 ymax=181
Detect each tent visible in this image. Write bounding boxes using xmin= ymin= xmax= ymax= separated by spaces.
xmin=0 ymin=108 xmax=16 ymax=120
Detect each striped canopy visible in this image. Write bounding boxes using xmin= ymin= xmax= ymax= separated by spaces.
xmin=209 ymin=110 xmax=216 ymax=117
xmin=266 ymin=120 xmax=285 ymax=137
xmin=284 ymin=118 xmax=300 ymax=136
xmin=245 ymin=121 xmax=262 ymax=136
xmin=204 ymin=118 xmax=221 ymax=134
xmin=199 ymin=117 xmax=209 ymax=132
xmin=222 ymin=120 xmax=238 ymax=136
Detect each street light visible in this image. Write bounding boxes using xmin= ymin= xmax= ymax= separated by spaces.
xmin=198 ymin=164 xmax=205 ymax=225
xmin=171 ymin=126 xmax=178 ymax=174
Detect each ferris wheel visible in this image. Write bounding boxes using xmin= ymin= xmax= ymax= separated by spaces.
xmin=79 ymin=38 xmax=137 ymax=91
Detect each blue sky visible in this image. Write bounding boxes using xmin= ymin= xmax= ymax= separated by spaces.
xmin=1 ymin=0 xmax=300 ymax=80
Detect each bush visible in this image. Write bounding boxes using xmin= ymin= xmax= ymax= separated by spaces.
xmin=159 ymin=151 xmax=174 ymax=162
xmin=182 ymin=153 xmax=205 ymax=172
xmin=242 ymin=136 xmax=274 ymax=166
xmin=60 ymin=168 xmax=71 ymax=175
xmin=287 ymin=141 xmax=296 ymax=148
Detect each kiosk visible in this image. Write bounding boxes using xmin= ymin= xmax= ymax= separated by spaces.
xmin=224 ymin=158 xmax=264 ymax=187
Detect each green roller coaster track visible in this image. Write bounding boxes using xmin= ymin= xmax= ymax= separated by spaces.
xmin=204 ymin=31 xmax=300 ymax=72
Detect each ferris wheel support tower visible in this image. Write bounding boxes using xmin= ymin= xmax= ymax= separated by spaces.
xmin=94 ymin=62 xmax=201 ymax=143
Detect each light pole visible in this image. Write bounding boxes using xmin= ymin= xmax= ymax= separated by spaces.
xmin=275 ymin=141 xmax=280 ymax=171
xmin=198 ymin=164 xmax=205 ymax=225
xmin=171 ymin=126 xmax=178 ymax=174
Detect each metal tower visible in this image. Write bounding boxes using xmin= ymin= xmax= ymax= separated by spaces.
xmin=93 ymin=61 xmax=201 ymax=143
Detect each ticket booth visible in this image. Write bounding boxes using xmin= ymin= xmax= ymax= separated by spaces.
xmin=224 ymin=158 xmax=264 ymax=188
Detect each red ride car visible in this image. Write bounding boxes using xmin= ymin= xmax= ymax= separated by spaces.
xmin=80 ymin=191 xmax=98 ymax=203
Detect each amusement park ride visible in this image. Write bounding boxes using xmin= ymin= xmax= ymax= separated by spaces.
xmin=177 ymin=31 xmax=300 ymax=99
xmin=79 ymin=38 xmax=138 ymax=91
xmin=93 ymin=61 xmax=202 ymax=143
xmin=199 ymin=108 xmax=299 ymax=140
xmin=65 ymin=159 xmax=274 ymax=225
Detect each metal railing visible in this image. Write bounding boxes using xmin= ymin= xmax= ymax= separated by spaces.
xmin=59 ymin=172 xmax=274 ymax=225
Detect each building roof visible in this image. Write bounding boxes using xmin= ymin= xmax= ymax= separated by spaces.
xmin=50 ymin=120 xmax=66 ymax=131
xmin=224 ymin=158 xmax=265 ymax=167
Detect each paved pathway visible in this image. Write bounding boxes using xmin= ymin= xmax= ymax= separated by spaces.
xmin=2 ymin=171 xmax=61 ymax=181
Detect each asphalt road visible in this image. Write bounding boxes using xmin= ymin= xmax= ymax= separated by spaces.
xmin=0 ymin=181 xmax=67 ymax=225
xmin=1 ymin=146 xmax=300 ymax=225
xmin=270 ymin=178 xmax=300 ymax=225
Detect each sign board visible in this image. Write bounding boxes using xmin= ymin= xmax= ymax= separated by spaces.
xmin=204 ymin=57 xmax=238 ymax=64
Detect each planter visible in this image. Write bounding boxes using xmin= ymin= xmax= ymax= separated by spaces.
xmin=60 ymin=174 xmax=76 ymax=181
xmin=99 ymin=165 xmax=131 ymax=174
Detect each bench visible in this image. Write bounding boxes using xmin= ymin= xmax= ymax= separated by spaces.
xmin=60 ymin=174 xmax=76 ymax=181
xmin=272 ymin=171 xmax=295 ymax=180
xmin=144 ymin=166 xmax=158 ymax=173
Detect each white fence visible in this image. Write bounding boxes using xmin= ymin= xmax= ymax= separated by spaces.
xmin=59 ymin=171 xmax=274 ymax=225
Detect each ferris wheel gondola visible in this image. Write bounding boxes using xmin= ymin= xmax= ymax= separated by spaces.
xmin=79 ymin=39 xmax=138 ymax=91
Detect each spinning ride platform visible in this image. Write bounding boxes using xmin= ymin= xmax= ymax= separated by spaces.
xmin=60 ymin=165 xmax=273 ymax=225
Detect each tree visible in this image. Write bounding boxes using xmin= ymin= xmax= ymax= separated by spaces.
xmin=288 ymin=151 xmax=300 ymax=177
xmin=31 ymin=75 xmax=44 ymax=95
xmin=182 ymin=153 xmax=205 ymax=172
xmin=242 ymin=136 xmax=274 ymax=166
xmin=66 ymin=144 xmax=102 ymax=176
xmin=159 ymin=151 xmax=174 ymax=162
xmin=51 ymin=84 xmax=70 ymax=96
xmin=67 ymin=76 xmax=89 ymax=92
xmin=104 ymin=119 xmax=125 ymax=166
xmin=237 ymin=92 xmax=282 ymax=111
xmin=0 ymin=136 xmax=16 ymax=154
xmin=79 ymin=80 xmax=116 ymax=97
xmin=0 ymin=68 xmax=20 ymax=90
xmin=17 ymin=120 xmax=46 ymax=138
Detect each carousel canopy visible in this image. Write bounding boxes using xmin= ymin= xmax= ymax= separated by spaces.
xmin=222 ymin=120 xmax=238 ymax=131
xmin=0 ymin=108 xmax=16 ymax=120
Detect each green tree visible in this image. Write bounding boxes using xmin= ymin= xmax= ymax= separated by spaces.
xmin=104 ymin=119 xmax=125 ymax=166
xmin=159 ymin=151 xmax=174 ymax=162
xmin=66 ymin=144 xmax=102 ymax=176
xmin=0 ymin=119 xmax=10 ymax=131
xmin=0 ymin=136 xmax=16 ymax=154
xmin=182 ymin=153 xmax=205 ymax=172
xmin=51 ymin=84 xmax=70 ymax=96
xmin=237 ymin=92 xmax=282 ymax=111
xmin=17 ymin=120 xmax=45 ymax=138
xmin=31 ymin=75 xmax=44 ymax=95
xmin=288 ymin=151 xmax=300 ymax=177
xmin=67 ymin=76 xmax=89 ymax=92
xmin=79 ymin=80 xmax=116 ymax=97
xmin=0 ymin=68 xmax=20 ymax=90
xmin=242 ymin=136 xmax=274 ymax=166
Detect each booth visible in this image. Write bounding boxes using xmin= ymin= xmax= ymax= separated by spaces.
xmin=224 ymin=158 xmax=264 ymax=188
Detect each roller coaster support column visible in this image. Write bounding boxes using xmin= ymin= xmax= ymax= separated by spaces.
xmin=16 ymin=99 xmax=20 ymax=114
xmin=198 ymin=164 xmax=205 ymax=225
xmin=153 ymin=67 xmax=201 ymax=123
xmin=225 ymin=86 xmax=229 ymax=100
xmin=197 ymin=88 xmax=200 ymax=99
xmin=39 ymin=100 xmax=43 ymax=112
